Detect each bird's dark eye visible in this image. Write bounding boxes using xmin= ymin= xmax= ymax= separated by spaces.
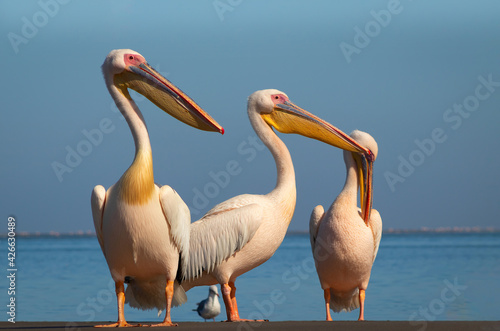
xmin=275 ymin=96 xmax=279 ymax=99
xmin=129 ymin=55 xmax=134 ymax=60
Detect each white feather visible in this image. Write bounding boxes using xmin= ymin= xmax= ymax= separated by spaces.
xmin=186 ymin=196 xmax=263 ymax=281
xmin=125 ymin=278 xmax=187 ymax=312
xmin=369 ymin=209 xmax=383 ymax=262
xmin=159 ymin=185 xmax=191 ymax=279
xmin=309 ymin=204 xmax=324 ymax=255
xmin=329 ymin=288 xmax=360 ymax=313
xmin=91 ymin=185 xmax=106 ymax=255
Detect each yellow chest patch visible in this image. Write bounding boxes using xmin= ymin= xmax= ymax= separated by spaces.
xmin=119 ymin=149 xmax=155 ymax=205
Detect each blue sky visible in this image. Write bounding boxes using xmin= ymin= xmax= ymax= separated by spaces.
xmin=1 ymin=0 xmax=500 ymax=233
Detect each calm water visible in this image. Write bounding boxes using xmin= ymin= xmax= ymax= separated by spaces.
xmin=1 ymin=233 xmax=499 ymax=322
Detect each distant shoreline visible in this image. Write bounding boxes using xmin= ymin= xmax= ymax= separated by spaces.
xmin=289 ymin=228 xmax=500 ymax=235
xmin=1 ymin=227 xmax=499 ymax=238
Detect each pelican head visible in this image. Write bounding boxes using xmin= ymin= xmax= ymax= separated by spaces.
xmin=248 ymin=89 xmax=371 ymax=154
xmin=347 ymin=130 xmax=378 ymax=223
xmin=102 ymin=49 xmax=224 ymax=134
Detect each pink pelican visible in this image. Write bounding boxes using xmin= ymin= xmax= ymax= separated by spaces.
xmin=91 ymin=49 xmax=223 ymax=327
xmin=309 ymin=130 xmax=381 ymax=321
xmin=180 ymin=89 xmax=372 ymax=321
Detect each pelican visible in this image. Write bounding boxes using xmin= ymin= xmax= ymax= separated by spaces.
xmin=91 ymin=49 xmax=223 ymax=327
xmin=193 ymin=285 xmax=221 ymax=321
xmin=309 ymin=130 xmax=381 ymax=321
xmin=180 ymin=89 xmax=371 ymax=321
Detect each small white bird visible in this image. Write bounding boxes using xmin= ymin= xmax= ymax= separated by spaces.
xmin=193 ymin=286 xmax=221 ymax=321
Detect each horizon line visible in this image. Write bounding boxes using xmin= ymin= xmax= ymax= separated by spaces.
xmin=1 ymin=226 xmax=499 ymax=238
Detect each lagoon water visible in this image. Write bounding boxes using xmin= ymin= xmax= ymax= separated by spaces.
xmin=2 ymin=233 xmax=499 ymax=323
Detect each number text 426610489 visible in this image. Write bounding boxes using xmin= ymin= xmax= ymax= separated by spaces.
xmin=7 ymin=216 xmax=16 ymax=323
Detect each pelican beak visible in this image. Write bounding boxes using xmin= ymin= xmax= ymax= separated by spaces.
xmin=261 ymin=99 xmax=369 ymax=154
xmin=114 ymin=62 xmax=224 ymax=134
xmin=352 ymin=151 xmax=374 ymax=223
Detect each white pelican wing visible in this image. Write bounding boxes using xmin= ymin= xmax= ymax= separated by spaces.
xmin=160 ymin=185 xmax=191 ymax=279
xmin=186 ymin=199 xmax=264 ymax=281
xmin=370 ymin=209 xmax=383 ymax=262
xmin=91 ymin=185 xmax=106 ymax=255
xmin=309 ymin=205 xmax=324 ymax=254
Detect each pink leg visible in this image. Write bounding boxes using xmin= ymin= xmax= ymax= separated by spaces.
xmin=149 ymin=280 xmax=178 ymax=327
xmin=222 ymin=282 xmax=268 ymax=322
xmin=358 ymin=289 xmax=365 ymax=321
xmin=221 ymin=283 xmax=239 ymax=321
xmin=324 ymin=289 xmax=332 ymax=321
xmin=95 ymin=281 xmax=138 ymax=327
